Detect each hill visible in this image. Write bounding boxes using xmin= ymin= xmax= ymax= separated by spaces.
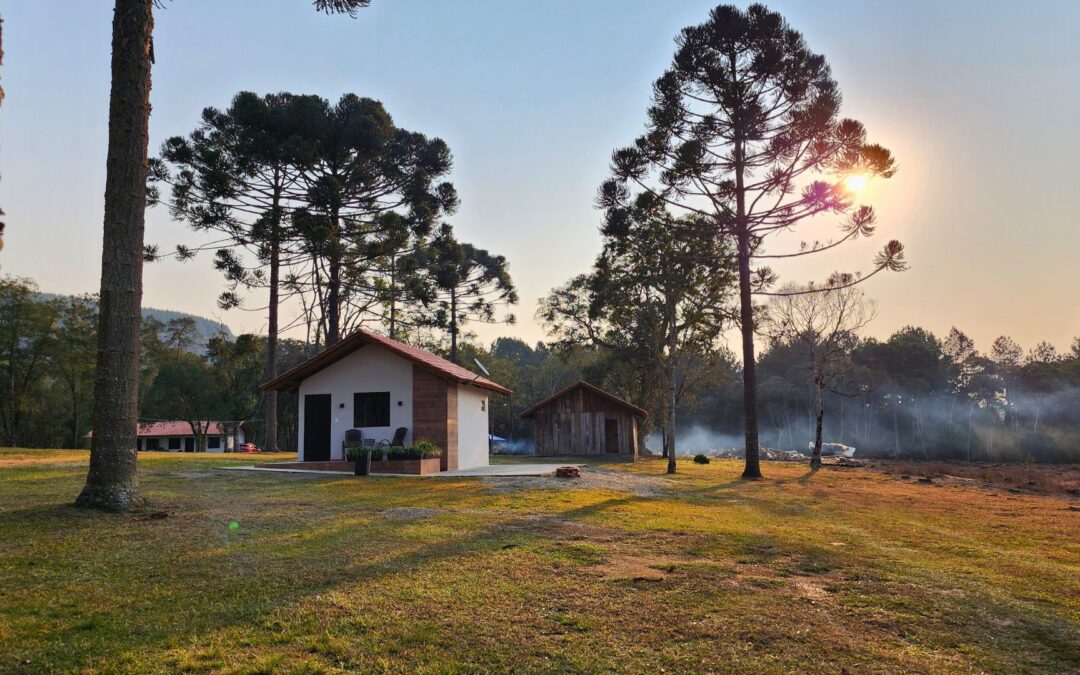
xmin=39 ymin=293 xmax=234 ymax=347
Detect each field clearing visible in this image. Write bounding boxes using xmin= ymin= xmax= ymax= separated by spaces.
xmin=1 ymin=450 xmax=1078 ymax=673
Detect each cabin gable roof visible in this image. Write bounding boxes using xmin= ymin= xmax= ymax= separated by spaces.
xmin=260 ymin=329 xmax=512 ymax=395
xmin=519 ymin=380 xmax=647 ymax=419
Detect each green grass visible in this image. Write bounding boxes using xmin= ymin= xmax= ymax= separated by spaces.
xmin=1 ymin=449 xmax=1078 ymax=673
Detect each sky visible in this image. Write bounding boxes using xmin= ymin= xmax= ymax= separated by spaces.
xmin=2 ymin=0 xmax=1079 ymax=356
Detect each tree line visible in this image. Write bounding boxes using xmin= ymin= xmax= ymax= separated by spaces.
xmin=0 ymin=276 xmax=310 ymax=451
xmin=465 ymin=328 xmax=1080 ymax=465
xmin=9 ymin=266 xmax=1078 ymax=467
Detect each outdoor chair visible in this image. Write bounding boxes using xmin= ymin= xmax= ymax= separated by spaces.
xmin=390 ymin=427 xmax=407 ymax=447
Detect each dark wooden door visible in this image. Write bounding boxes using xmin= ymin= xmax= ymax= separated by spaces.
xmin=604 ymin=419 xmax=620 ymax=453
xmin=303 ymin=394 xmax=332 ymax=461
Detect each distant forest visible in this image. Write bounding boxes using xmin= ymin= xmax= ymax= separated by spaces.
xmin=478 ymin=328 xmax=1080 ymax=464
xmin=5 ymin=274 xmax=1078 ymax=462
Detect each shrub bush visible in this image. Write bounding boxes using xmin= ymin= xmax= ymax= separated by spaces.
xmin=347 ymin=440 xmax=443 ymax=461
xmin=693 ymin=454 xmax=710 ymax=465
xmin=381 ymin=440 xmax=443 ymax=461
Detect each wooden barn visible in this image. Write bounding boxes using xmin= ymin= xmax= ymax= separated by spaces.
xmin=520 ymin=381 xmax=646 ymax=458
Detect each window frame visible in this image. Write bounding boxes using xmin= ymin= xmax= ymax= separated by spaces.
xmin=353 ymin=391 xmax=391 ymax=428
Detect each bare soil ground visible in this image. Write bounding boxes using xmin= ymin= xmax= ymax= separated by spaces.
xmin=870 ymin=459 xmax=1080 ymax=499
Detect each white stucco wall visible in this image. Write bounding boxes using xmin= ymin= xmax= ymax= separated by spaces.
xmin=297 ymin=345 xmax=414 ymax=460
xmin=456 ymin=384 xmax=490 ymax=470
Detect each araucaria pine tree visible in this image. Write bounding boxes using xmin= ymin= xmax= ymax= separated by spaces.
xmin=157 ymin=92 xmax=322 ymax=453
xmin=79 ymin=0 xmax=371 ymax=511
xmin=414 ymin=225 xmax=517 ymax=364
xmin=600 ymin=4 xmax=906 ymax=479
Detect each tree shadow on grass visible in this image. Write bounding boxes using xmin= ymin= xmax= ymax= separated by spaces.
xmin=0 ymin=476 xmax=646 ymax=672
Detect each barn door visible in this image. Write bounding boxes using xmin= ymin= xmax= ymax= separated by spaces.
xmin=604 ymin=419 xmax=620 ymax=453
xmin=303 ymin=394 xmax=332 ymax=461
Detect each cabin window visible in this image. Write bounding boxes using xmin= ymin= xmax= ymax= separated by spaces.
xmin=168 ymin=437 xmax=181 ymax=450
xmin=207 ymin=436 xmax=221 ymax=449
xmin=481 ymin=398 xmax=487 ymax=412
xmin=145 ymin=438 xmax=160 ymax=451
xmin=353 ymin=392 xmax=391 ymax=427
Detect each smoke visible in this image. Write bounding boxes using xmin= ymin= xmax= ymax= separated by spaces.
xmin=503 ymin=384 xmax=1080 ymax=463
xmin=644 ymin=426 xmax=755 ymax=457
xmin=682 ymin=384 xmax=1080 ymax=462
xmin=491 ymin=439 xmax=534 ymax=456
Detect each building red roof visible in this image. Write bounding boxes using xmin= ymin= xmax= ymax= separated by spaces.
xmin=260 ymin=329 xmax=512 ymax=395
xmin=137 ymin=421 xmax=228 ymax=437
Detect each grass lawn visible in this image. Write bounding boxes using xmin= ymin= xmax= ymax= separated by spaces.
xmin=1 ymin=450 xmax=1078 ymax=673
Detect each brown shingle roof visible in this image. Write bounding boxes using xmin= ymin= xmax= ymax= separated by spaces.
xmin=260 ymin=329 xmax=512 ymax=395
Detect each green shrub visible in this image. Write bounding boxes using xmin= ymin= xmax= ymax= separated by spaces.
xmin=378 ymin=440 xmax=443 ymax=461
xmin=693 ymin=454 xmax=710 ymax=465
xmin=346 ymin=439 xmax=442 ymax=461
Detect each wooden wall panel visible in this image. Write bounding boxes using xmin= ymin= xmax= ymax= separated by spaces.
xmin=531 ymin=408 xmax=639 ymax=457
xmin=413 ymin=368 xmax=458 ymax=470
xmin=445 ymin=383 xmax=458 ymax=471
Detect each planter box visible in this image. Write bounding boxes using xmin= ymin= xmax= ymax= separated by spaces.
xmin=369 ymin=457 xmax=443 ymax=475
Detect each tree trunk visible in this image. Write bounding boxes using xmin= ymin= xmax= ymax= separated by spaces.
xmin=263 ymin=186 xmax=281 ymax=452
xmin=892 ymin=401 xmax=900 ymax=456
xmin=914 ymin=397 xmax=928 ymax=459
xmin=76 ymin=0 xmax=153 ymax=511
xmin=810 ymin=377 xmax=824 ymax=469
xmin=325 ymin=208 xmax=341 ymax=346
xmin=449 ymin=289 xmax=459 ymax=364
xmin=665 ymin=337 xmax=678 ymax=475
xmin=733 ymin=152 xmax=760 ymax=477
xmin=736 ymin=232 xmax=760 ymax=478
xmin=966 ymin=400 xmax=974 ymax=462
xmin=388 ymin=254 xmax=397 ymax=339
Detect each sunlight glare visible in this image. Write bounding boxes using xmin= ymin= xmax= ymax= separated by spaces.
xmin=844 ymin=173 xmax=869 ymax=193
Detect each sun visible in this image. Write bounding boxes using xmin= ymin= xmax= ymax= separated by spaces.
xmin=844 ymin=173 xmax=869 ymax=193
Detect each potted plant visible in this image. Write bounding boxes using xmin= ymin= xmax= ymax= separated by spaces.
xmin=346 ymin=445 xmax=371 ymax=476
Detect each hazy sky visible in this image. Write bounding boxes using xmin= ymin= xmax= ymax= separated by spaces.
xmin=3 ymin=0 xmax=1079 ymax=355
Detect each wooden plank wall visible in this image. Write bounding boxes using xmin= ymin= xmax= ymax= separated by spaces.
xmin=531 ymin=386 xmax=639 ymax=457
xmin=412 ymin=369 xmax=459 ymax=471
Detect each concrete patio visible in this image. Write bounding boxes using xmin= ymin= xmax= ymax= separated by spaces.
xmin=217 ymin=462 xmax=578 ymax=478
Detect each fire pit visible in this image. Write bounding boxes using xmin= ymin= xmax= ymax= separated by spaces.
xmin=555 ymin=466 xmax=580 ymax=479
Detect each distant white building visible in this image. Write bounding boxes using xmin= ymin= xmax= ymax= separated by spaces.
xmin=261 ymin=329 xmax=511 ymax=471
xmin=133 ymin=421 xmax=254 ymax=453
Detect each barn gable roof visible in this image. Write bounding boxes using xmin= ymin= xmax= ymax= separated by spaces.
xmin=260 ymin=328 xmax=512 ymax=395
xmin=519 ymin=381 xmax=647 ymax=419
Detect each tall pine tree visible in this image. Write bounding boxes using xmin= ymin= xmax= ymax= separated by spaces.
xmin=600 ymin=4 xmax=905 ymax=479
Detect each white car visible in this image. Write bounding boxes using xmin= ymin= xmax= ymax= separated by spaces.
xmin=809 ymin=442 xmax=856 ymax=458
